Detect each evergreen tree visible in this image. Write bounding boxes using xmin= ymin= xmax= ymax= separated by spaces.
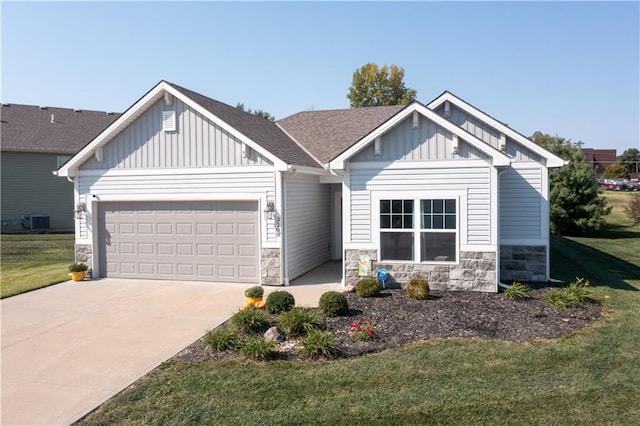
xmin=533 ymin=133 xmax=611 ymax=235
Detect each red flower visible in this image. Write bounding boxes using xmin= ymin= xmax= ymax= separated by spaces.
xmin=367 ymin=328 xmax=374 ymax=337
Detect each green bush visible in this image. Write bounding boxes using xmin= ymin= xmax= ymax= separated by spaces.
xmin=241 ymin=336 xmax=278 ymax=361
xmin=244 ymin=285 xmax=264 ymax=298
xmin=625 ymin=194 xmax=640 ymax=225
xmin=318 ymin=291 xmax=350 ymax=317
xmin=503 ymin=282 xmax=530 ymax=301
xmin=544 ymin=277 xmax=598 ymax=308
xmin=300 ymin=329 xmax=340 ymax=359
xmin=230 ymin=308 xmax=270 ymax=333
xmin=279 ymin=307 xmax=322 ymax=337
xmin=203 ymin=328 xmax=243 ymax=352
xmin=356 ymin=278 xmax=381 ymax=297
xmin=406 ymin=277 xmax=430 ymax=300
xmin=266 ymin=290 xmax=295 ymax=314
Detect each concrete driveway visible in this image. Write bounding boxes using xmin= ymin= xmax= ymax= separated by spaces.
xmin=1 ymin=278 xmax=341 ymax=425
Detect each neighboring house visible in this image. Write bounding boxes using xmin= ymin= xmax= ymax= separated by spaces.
xmin=57 ymin=81 xmax=564 ymax=291
xmin=581 ymin=148 xmax=617 ymax=178
xmin=1 ymin=104 xmax=119 ymax=232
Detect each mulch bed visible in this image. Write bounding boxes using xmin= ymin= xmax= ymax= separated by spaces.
xmin=174 ymin=287 xmax=603 ymax=362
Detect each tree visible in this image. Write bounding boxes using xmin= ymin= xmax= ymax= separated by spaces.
xmin=533 ymin=133 xmax=611 ymax=235
xmin=618 ymin=148 xmax=640 ymax=175
xmin=602 ymin=163 xmax=629 ymax=179
xmin=347 ymin=63 xmax=417 ymax=108
xmin=236 ymin=103 xmax=275 ymax=122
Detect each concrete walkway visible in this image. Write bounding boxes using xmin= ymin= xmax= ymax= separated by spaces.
xmin=1 ymin=277 xmax=341 ymax=425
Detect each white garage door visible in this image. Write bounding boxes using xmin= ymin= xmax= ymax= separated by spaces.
xmin=98 ymin=201 xmax=259 ymax=283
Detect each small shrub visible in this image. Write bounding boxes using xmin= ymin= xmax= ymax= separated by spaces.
xmin=406 ymin=277 xmax=430 ymax=300
xmin=318 ymin=291 xmax=350 ymax=317
xmin=300 ymin=329 xmax=340 ymax=359
xmin=356 ymin=278 xmax=381 ymax=298
xmin=230 ymin=308 xmax=270 ymax=333
xmin=503 ymin=282 xmax=530 ymax=301
xmin=625 ymin=194 xmax=640 ymax=225
xmin=544 ymin=277 xmax=598 ymax=308
xmin=279 ymin=307 xmax=322 ymax=337
xmin=244 ymin=285 xmax=264 ymax=298
xmin=266 ymin=290 xmax=296 ymax=314
xmin=241 ymin=336 xmax=278 ymax=361
xmin=203 ymin=328 xmax=242 ymax=352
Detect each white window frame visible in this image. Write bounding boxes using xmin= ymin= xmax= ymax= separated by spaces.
xmin=373 ymin=190 xmax=463 ymax=265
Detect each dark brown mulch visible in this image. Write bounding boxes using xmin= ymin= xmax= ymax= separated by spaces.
xmin=174 ymin=287 xmax=603 ymax=362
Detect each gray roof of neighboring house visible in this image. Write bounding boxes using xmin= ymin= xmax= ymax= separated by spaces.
xmin=166 ymin=81 xmax=322 ymax=168
xmin=277 ymin=105 xmax=406 ymax=164
xmin=0 ymin=103 xmax=120 ymax=154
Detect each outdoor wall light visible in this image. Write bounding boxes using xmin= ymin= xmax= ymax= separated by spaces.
xmin=264 ymin=201 xmax=275 ymax=220
xmin=74 ymin=202 xmax=87 ymax=219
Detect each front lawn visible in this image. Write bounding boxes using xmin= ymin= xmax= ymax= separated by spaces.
xmin=0 ymin=233 xmax=75 ymax=298
xmin=78 ymin=193 xmax=640 ymax=425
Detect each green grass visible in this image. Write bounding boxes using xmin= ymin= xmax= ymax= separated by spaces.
xmin=0 ymin=233 xmax=75 ymax=298
xmin=77 ymin=192 xmax=640 ymax=425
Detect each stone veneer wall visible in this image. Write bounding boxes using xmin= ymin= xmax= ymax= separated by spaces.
xmin=345 ymin=249 xmax=497 ymax=292
xmin=261 ymin=248 xmax=282 ymax=285
xmin=75 ymin=244 xmax=93 ymax=278
xmin=500 ymin=245 xmax=546 ymax=282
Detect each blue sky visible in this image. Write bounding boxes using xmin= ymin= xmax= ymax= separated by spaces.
xmin=2 ymin=1 xmax=638 ymax=153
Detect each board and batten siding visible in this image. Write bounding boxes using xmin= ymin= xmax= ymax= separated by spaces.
xmin=349 ymin=166 xmax=491 ymax=245
xmin=80 ymin=98 xmax=273 ymax=170
xmin=434 ymin=104 xmax=542 ymax=163
xmin=351 ymin=115 xmax=490 ymax=162
xmin=1 ymin=152 xmax=75 ymax=231
xmin=500 ymin=167 xmax=543 ymax=240
xmin=77 ymin=169 xmax=277 ymax=241
xmin=285 ymin=174 xmax=332 ymax=280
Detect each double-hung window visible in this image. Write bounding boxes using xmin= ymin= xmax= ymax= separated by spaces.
xmin=380 ymin=198 xmax=457 ymax=262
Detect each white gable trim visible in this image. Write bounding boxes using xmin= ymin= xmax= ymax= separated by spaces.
xmin=427 ymin=92 xmax=565 ymax=168
xmin=329 ymin=103 xmax=511 ymax=170
xmin=57 ymin=81 xmax=286 ymax=177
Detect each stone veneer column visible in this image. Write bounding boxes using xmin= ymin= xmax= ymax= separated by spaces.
xmin=261 ymin=248 xmax=282 ymax=286
xmin=75 ymin=244 xmax=93 ymax=278
xmin=500 ymin=245 xmax=546 ymax=283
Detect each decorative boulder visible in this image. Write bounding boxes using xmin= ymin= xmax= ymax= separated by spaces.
xmin=344 ymin=284 xmax=356 ymax=293
xmin=264 ymin=326 xmax=284 ymax=342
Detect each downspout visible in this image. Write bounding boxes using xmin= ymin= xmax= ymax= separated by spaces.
xmin=282 ymin=166 xmax=297 ymax=286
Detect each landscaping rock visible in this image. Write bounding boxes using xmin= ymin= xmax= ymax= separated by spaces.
xmin=264 ymin=326 xmax=284 ymax=342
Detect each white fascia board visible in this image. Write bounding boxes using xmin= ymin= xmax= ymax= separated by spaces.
xmin=428 ymin=92 xmax=565 ymax=168
xmin=58 ymin=82 xmax=167 ymax=177
xmin=329 ymin=103 xmax=511 ymax=170
xmin=170 ymin=84 xmax=287 ymax=170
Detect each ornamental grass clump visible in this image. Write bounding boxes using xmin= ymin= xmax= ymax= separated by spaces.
xmin=544 ymin=277 xmax=598 ymax=308
xmin=230 ymin=308 xmax=270 ymax=334
xmin=318 ymin=291 xmax=350 ymax=317
xmin=300 ymin=329 xmax=340 ymax=359
xmin=356 ymin=278 xmax=381 ymax=298
xmin=406 ymin=277 xmax=430 ymax=300
xmin=266 ymin=290 xmax=296 ymax=314
xmin=203 ymin=328 xmax=243 ymax=352
xmin=504 ymin=282 xmax=531 ymax=301
xmin=241 ymin=336 xmax=278 ymax=361
xmin=278 ymin=307 xmax=322 ymax=337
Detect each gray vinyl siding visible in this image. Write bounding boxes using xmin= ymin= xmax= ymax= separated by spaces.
xmin=500 ymin=167 xmax=543 ymax=239
xmin=1 ymin=152 xmax=74 ymax=232
xmin=285 ymin=174 xmax=332 ymax=280
xmin=80 ymin=98 xmax=272 ymax=170
xmin=435 ymin=104 xmax=542 ymax=162
xmin=351 ymin=115 xmax=489 ymax=162
xmin=349 ymin=166 xmax=491 ymax=244
xmin=77 ymin=169 xmax=276 ymax=241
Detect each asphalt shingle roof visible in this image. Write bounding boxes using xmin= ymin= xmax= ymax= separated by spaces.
xmin=277 ymin=105 xmax=406 ymax=163
xmin=166 ymin=82 xmax=322 ymax=168
xmin=0 ymin=104 xmax=120 ymax=154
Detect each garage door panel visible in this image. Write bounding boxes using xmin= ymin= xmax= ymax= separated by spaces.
xmin=99 ymin=201 xmax=259 ymax=283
